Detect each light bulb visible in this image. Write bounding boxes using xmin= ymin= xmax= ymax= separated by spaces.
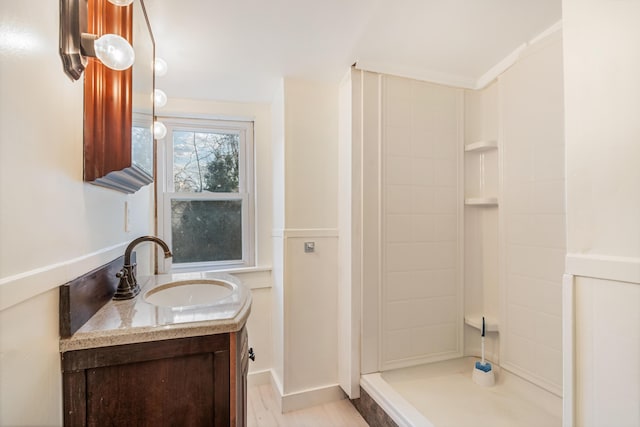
xmin=108 ymin=0 xmax=134 ymax=5
xmin=154 ymin=121 xmax=167 ymax=139
xmin=93 ymin=34 xmax=135 ymax=71
xmin=154 ymin=89 xmax=167 ymax=108
xmin=154 ymin=58 xmax=168 ymax=77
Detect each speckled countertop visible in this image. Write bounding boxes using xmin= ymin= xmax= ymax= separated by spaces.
xmin=60 ymin=272 xmax=251 ymax=352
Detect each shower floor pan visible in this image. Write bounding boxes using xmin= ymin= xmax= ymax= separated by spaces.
xmin=361 ymin=357 xmax=561 ymax=427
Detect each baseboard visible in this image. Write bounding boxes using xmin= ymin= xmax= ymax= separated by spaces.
xmin=248 ymin=369 xmax=272 ymax=387
xmin=253 ymin=370 xmax=349 ymax=413
xmin=280 ymin=384 xmax=346 ymax=413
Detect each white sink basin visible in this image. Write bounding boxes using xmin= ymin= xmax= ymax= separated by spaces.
xmin=143 ymin=279 xmax=235 ymax=308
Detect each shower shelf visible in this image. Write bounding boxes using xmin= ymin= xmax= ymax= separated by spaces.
xmin=464 ymin=197 xmax=498 ymax=206
xmin=464 ymin=315 xmax=499 ymax=332
xmin=464 ymin=140 xmax=498 ymax=152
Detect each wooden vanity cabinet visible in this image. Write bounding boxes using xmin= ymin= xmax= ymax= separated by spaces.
xmin=61 ymin=327 xmax=248 ymax=427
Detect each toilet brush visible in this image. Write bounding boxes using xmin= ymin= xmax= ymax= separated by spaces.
xmin=472 ymin=316 xmax=495 ymax=386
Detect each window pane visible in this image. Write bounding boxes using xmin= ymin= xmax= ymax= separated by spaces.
xmin=173 ymin=131 xmax=239 ymax=193
xmin=171 ymin=200 xmax=242 ymax=263
xmin=132 ymin=125 xmax=153 ymax=176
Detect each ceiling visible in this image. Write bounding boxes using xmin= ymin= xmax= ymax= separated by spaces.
xmin=144 ymin=0 xmax=561 ymax=104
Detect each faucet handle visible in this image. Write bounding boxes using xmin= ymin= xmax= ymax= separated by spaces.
xmin=113 ymin=266 xmax=139 ymax=300
xmin=115 ymin=268 xmax=130 ymax=279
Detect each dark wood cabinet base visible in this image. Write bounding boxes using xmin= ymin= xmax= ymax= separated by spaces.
xmin=62 ymin=328 xmax=247 ymax=426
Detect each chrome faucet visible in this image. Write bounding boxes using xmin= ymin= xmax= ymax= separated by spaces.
xmin=114 ymin=236 xmax=173 ymax=300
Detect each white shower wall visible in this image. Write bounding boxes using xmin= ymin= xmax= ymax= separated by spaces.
xmin=382 ymin=77 xmax=463 ymax=369
xmin=499 ymin=33 xmax=565 ymax=395
xmin=355 ymin=30 xmax=565 ymax=388
xmin=356 ymin=71 xmax=464 ymax=371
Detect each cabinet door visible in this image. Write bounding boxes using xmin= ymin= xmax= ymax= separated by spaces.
xmin=86 ymin=351 xmax=229 ymax=426
xmin=63 ymin=334 xmax=230 ymax=427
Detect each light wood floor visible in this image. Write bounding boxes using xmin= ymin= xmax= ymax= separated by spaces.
xmin=247 ymin=383 xmax=369 ymax=427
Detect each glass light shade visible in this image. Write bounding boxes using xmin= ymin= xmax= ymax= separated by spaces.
xmin=154 ymin=121 xmax=167 ymax=139
xmin=107 ymin=0 xmax=134 ymax=5
xmin=93 ymin=34 xmax=135 ymax=71
xmin=154 ymin=58 xmax=168 ymax=77
xmin=154 ymin=89 xmax=167 ymax=108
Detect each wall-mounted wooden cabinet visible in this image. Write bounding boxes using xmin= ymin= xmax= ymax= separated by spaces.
xmin=84 ymin=0 xmax=154 ymax=193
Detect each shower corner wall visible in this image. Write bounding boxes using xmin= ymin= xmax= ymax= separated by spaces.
xmin=353 ymin=34 xmax=565 ymax=395
xmin=347 ymin=32 xmax=566 ymax=427
xmin=463 ymin=83 xmax=501 ymax=364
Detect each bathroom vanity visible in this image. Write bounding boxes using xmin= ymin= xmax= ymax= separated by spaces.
xmin=59 ymin=265 xmax=251 ymax=427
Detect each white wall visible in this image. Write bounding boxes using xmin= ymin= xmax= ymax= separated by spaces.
xmin=270 ymin=78 xmax=341 ymax=410
xmin=0 ymin=2 xmax=153 ymax=425
xmin=563 ymin=0 xmax=640 ymax=425
xmin=499 ymin=33 xmax=565 ymax=395
xmin=563 ymin=1 xmax=640 ymax=259
xmin=337 ymin=70 xmax=360 ymax=398
xmin=270 ymin=80 xmax=286 ymax=392
xmin=283 ymin=233 xmax=338 ymax=392
xmin=574 ymin=277 xmax=640 ymax=427
xmin=282 ymin=78 xmax=339 ymax=394
xmin=283 ymin=79 xmax=339 ymax=230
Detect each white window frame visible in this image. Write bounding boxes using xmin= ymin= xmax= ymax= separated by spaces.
xmin=157 ymin=116 xmax=255 ymax=272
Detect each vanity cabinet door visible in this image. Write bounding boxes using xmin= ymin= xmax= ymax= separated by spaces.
xmin=62 ymin=334 xmax=231 ymax=427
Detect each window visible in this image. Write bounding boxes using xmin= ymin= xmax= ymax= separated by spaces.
xmin=158 ymin=117 xmax=254 ymax=270
xmin=132 ymin=112 xmax=154 ymax=176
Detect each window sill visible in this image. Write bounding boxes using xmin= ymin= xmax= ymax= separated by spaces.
xmin=170 ymin=264 xmax=271 ymax=274
xmin=168 ymin=265 xmax=272 ymax=290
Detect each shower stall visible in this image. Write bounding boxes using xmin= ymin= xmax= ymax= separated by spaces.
xmin=339 ymin=30 xmax=565 ymax=426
